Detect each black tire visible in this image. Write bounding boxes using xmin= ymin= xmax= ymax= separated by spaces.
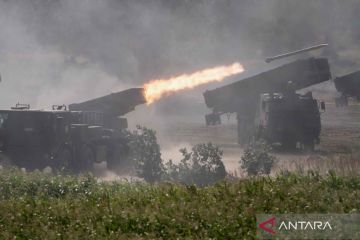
xmin=53 ymin=147 xmax=73 ymax=173
xmin=106 ymin=143 xmax=129 ymax=174
xmin=282 ymin=140 xmax=297 ymax=151
xmin=335 ymin=98 xmax=340 ymax=107
xmin=79 ymin=145 xmax=95 ymax=173
xmin=303 ymin=140 xmax=315 ymax=152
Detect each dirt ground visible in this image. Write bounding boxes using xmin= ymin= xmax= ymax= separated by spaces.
xmin=156 ymin=102 xmax=360 ymax=173
xmin=319 ymin=103 xmax=360 ymax=151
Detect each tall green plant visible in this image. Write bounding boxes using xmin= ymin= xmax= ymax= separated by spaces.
xmin=128 ymin=125 xmax=165 ymax=183
xmin=240 ymin=140 xmax=276 ymax=176
xmin=165 ymin=143 xmax=226 ymax=186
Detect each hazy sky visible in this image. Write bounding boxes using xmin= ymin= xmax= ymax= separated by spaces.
xmin=0 ymin=0 xmax=359 ymax=115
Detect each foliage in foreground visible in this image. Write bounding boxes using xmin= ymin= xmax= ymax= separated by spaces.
xmin=0 ymin=169 xmax=359 ymax=239
xmin=128 ymin=125 xmax=164 ymax=183
xmin=128 ymin=126 xmax=227 ymax=186
xmin=240 ymin=140 xmax=276 ymax=176
xmin=165 ymin=143 xmax=226 ymax=186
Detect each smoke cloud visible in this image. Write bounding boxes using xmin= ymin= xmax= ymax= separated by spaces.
xmin=0 ymin=0 xmax=359 ymax=113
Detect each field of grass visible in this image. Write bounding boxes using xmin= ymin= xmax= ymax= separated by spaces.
xmin=0 ymin=169 xmax=359 ymax=239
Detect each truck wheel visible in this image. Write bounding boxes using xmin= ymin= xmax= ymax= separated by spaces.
xmin=107 ymin=154 xmax=122 ymax=172
xmin=282 ymin=140 xmax=297 ymax=151
xmin=335 ymin=98 xmax=340 ymax=107
xmin=107 ymin=144 xmax=129 ymax=174
xmin=304 ymin=140 xmax=315 ymax=152
xmin=54 ymin=148 xmax=73 ymax=173
xmin=80 ymin=146 xmax=95 ymax=173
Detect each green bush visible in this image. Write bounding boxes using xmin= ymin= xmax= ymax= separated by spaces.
xmin=165 ymin=143 xmax=226 ymax=186
xmin=128 ymin=125 xmax=165 ymax=183
xmin=127 ymin=127 xmax=226 ymax=186
xmin=0 ymin=169 xmax=359 ymax=239
xmin=240 ymin=140 xmax=276 ymax=176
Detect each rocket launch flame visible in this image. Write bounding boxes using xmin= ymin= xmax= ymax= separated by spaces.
xmin=143 ymin=62 xmax=244 ymax=104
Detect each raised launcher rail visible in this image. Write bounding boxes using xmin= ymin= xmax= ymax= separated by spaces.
xmin=69 ymin=88 xmax=146 ymax=116
xmin=69 ymin=87 xmax=146 ymax=128
xmin=0 ymin=87 xmax=147 ymax=172
xmin=334 ymin=70 xmax=360 ymax=106
xmin=203 ymin=57 xmax=331 ymax=144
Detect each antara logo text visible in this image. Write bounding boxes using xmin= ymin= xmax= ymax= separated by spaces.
xmin=258 ymin=217 xmax=332 ymax=235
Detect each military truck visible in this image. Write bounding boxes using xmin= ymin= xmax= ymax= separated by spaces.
xmin=0 ymin=88 xmax=145 ymax=172
xmin=203 ymin=57 xmax=331 ymax=149
xmin=334 ymin=70 xmax=360 ymax=107
xmin=255 ymin=90 xmax=324 ymax=150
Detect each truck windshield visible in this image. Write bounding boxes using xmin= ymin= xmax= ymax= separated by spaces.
xmin=0 ymin=113 xmax=8 ymax=129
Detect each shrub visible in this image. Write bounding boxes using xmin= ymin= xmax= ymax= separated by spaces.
xmin=165 ymin=143 xmax=226 ymax=186
xmin=240 ymin=140 xmax=276 ymax=176
xmin=126 ymin=127 xmax=226 ymax=186
xmin=128 ymin=125 xmax=165 ymax=183
xmin=0 ymin=169 xmax=359 ymax=239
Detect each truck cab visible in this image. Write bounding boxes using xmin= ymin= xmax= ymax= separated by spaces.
xmin=0 ymin=108 xmax=128 ymax=172
xmin=0 ymin=109 xmax=68 ymax=169
xmin=255 ymin=91 xmax=323 ymax=150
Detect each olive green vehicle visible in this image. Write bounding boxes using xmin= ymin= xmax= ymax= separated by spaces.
xmin=0 ymin=88 xmax=145 ymax=172
xmin=203 ymin=57 xmax=331 ymax=150
xmin=334 ymin=70 xmax=360 ymax=107
xmin=255 ymin=91 xmax=324 ymax=150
